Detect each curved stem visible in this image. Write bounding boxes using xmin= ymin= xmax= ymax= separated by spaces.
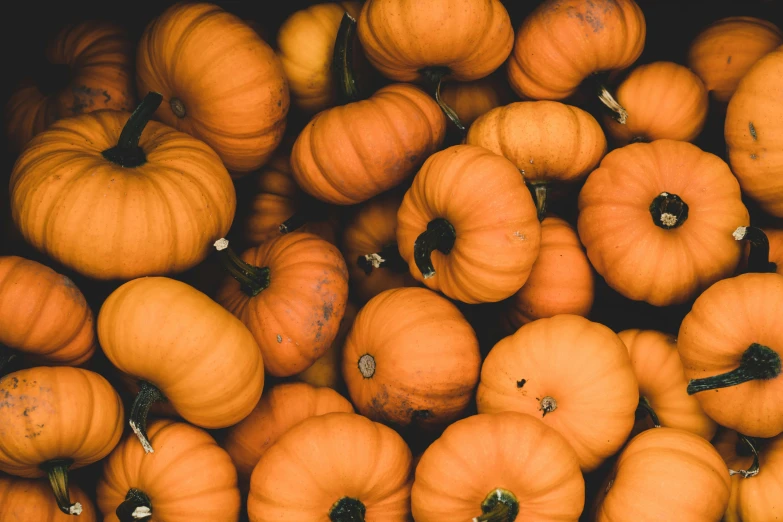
xmin=590 ymin=74 xmax=627 ymax=124
xmin=329 ymin=497 xmax=366 ymax=522
xmin=687 ymin=343 xmax=781 ymax=394
xmin=41 ymin=459 xmax=82 ymax=516
xmin=420 ymin=67 xmax=466 ymax=135
xmin=473 ymin=488 xmax=519 ymax=522
xmin=532 ymin=184 xmax=547 ymax=221
xmin=129 ymin=381 xmax=166 ymax=454
xmin=117 ymin=488 xmax=153 ymax=521
xmin=357 ymin=243 xmax=409 ymax=275
xmin=734 ymin=226 xmax=777 ymax=273
xmin=102 ymin=92 xmax=163 ymax=168
xmin=213 ymin=238 xmax=271 ymax=297
xmin=635 ymin=396 xmax=661 ymax=428
xmin=729 ymin=434 xmax=761 ymax=478
xmin=413 ymin=218 xmax=457 ymax=279
xmin=0 ymin=344 xmax=16 ymax=376
xmin=333 ymin=11 xmax=359 ymax=104
xmin=649 ymin=192 xmax=689 ymax=230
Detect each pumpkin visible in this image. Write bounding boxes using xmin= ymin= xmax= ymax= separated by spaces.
xmin=603 ymin=62 xmax=709 ymax=145
xmin=618 ymin=329 xmax=717 ymax=441
xmin=0 ymin=367 xmax=124 ymax=515
xmin=678 ymin=272 xmax=783 ymax=438
xmin=97 ymin=276 xmax=265 ymax=453
xmin=343 ymin=287 xmax=481 ymax=429
xmin=214 ymin=233 xmax=348 ymax=377
xmin=577 ymin=139 xmax=749 ymax=306
xmin=223 ymin=382 xmax=354 ymax=488
xmin=9 ymin=92 xmax=236 ymax=281
xmin=501 ymin=217 xmax=594 ymax=332
xmin=0 ymin=256 xmax=95 ymax=373
xmin=0 ymin=474 xmax=97 ymax=522
xmin=342 ymin=191 xmax=418 ymax=304
xmin=136 ymin=2 xmax=289 ymax=174
xmin=440 ymin=72 xmax=514 ymax=127
xmin=295 ymin=301 xmax=358 ymax=389
xmin=412 ymin=412 xmax=584 ymax=522
xmin=595 ymin=428 xmax=730 ymax=522
xmin=4 ymin=20 xmax=135 ymax=153
xmin=507 ymin=0 xmax=646 ymax=124
xmin=396 ymin=144 xmax=541 ymax=304
xmin=477 ymin=314 xmax=638 ymax=472
xmin=291 ymin=83 xmax=446 ymax=205
xmin=725 ymin=45 xmax=783 ymax=217
xmin=466 ymin=101 xmax=607 ymax=219
xmin=688 ymin=16 xmax=783 ymax=103
xmin=96 ymin=420 xmax=238 ymax=522
xmin=248 ymin=412 xmax=412 ymax=521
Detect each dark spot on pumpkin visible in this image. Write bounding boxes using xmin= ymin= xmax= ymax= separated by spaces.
xmin=412 ymin=409 xmax=432 ymax=420
xmin=102 ymin=90 xmax=111 ymax=103
xmin=277 ymin=100 xmax=282 ymax=107
xmin=11 ymin=377 xmax=18 ymax=389
xmin=727 ymin=55 xmax=732 ymax=64
xmin=323 ymin=302 xmax=333 ymax=321
xmin=22 ymin=406 xmax=36 ymax=416
xmin=517 ymin=379 xmax=527 ymax=388
xmin=24 ymin=430 xmax=42 ymax=439
xmin=749 ymin=122 xmax=757 ymax=140
xmin=751 ymin=153 xmax=758 ymax=160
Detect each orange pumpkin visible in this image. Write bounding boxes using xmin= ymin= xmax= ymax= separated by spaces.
xmin=9 ymin=92 xmax=236 ymax=281
xmin=0 ymin=367 xmax=124 ymax=515
xmin=412 ymin=412 xmax=584 ymax=522
xmin=577 ymin=139 xmax=749 ymax=306
xmin=4 ymin=20 xmax=135 ymax=153
xmin=477 ymin=314 xmax=638 ymax=472
xmin=603 ymin=62 xmax=709 ymax=145
xmin=343 ymin=287 xmax=481 ymax=429
xmin=440 ymin=72 xmax=514 ymax=127
xmin=397 ymin=144 xmax=541 ymax=304
xmin=678 ymin=272 xmax=783 ymax=438
xmin=136 ymin=2 xmax=289 ymax=174
xmin=248 ymin=412 xmax=412 ymax=521
xmin=0 ymin=474 xmax=97 ymax=521
xmin=688 ymin=17 xmax=783 ymax=103
xmin=97 ymin=277 xmax=265 ymax=452
xmin=295 ymin=301 xmax=358 ymax=389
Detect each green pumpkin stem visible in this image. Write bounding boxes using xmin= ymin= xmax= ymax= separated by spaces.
xmin=129 ymin=380 xmax=166 ymax=454
xmin=0 ymin=344 xmax=16 ymax=376
xmin=213 ymin=238 xmax=271 ymax=297
xmin=635 ymin=396 xmax=662 ymax=428
xmin=591 ymin=74 xmax=627 ymax=124
xmin=649 ymin=192 xmax=689 ymax=230
xmin=729 ymin=434 xmax=761 ymax=478
xmin=41 ymin=459 xmax=81 ymax=516
xmin=532 ymin=184 xmax=548 ymax=221
xmin=102 ymin=92 xmax=163 ymax=168
xmin=357 ymin=243 xmax=408 ymax=275
xmin=413 ymin=218 xmax=457 ymax=279
xmin=420 ymin=67 xmax=466 ymax=135
xmin=734 ymin=226 xmax=777 ymax=274
xmin=687 ymin=343 xmax=781 ymax=395
xmin=329 ymin=497 xmax=366 ymax=522
xmin=333 ymin=11 xmax=360 ymax=104
xmin=116 ymin=488 xmax=153 ymax=521
xmin=473 ymin=488 xmax=519 ymax=522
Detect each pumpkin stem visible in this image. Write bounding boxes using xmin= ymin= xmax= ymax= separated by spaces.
xmin=102 ymin=92 xmax=163 ymax=168
xmin=279 ymin=212 xmax=309 ymax=234
xmin=117 ymin=488 xmax=153 ymax=521
xmin=687 ymin=343 xmax=781 ymax=394
xmin=357 ymin=243 xmax=408 ymax=275
xmin=420 ymin=67 xmax=466 ymax=135
xmin=591 ymin=74 xmax=627 ymax=125
xmin=473 ymin=488 xmax=519 ymax=522
xmin=729 ymin=434 xmax=761 ymax=478
xmin=539 ymin=396 xmax=557 ymax=417
xmin=413 ymin=218 xmax=457 ymax=279
xmin=635 ymin=396 xmax=661 ymax=428
xmin=531 ymin=184 xmax=548 ymax=221
xmin=649 ymin=192 xmax=689 ymax=230
xmin=213 ymin=238 xmax=271 ymax=297
xmin=41 ymin=459 xmax=82 ymax=516
xmin=129 ymin=380 xmax=166 ymax=454
xmin=333 ymin=11 xmax=360 ymax=104
xmin=734 ymin=226 xmax=777 ymax=273
xmin=0 ymin=344 xmax=16 ymax=376
xmin=32 ymin=63 xmax=71 ymax=97
xmin=329 ymin=497 xmax=366 ymax=522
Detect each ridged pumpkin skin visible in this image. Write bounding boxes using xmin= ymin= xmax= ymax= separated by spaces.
xmin=688 ymin=17 xmax=783 ymax=102
xmin=357 ymin=0 xmax=513 ymax=82
xmin=440 ymin=73 xmax=513 ymax=127
xmin=397 ymin=145 xmax=541 ymax=304
xmin=0 ymin=256 xmax=95 ymax=367
xmin=0 ymin=367 xmax=124 ymax=477
xmin=295 ymin=300 xmax=358 ymax=389
xmin=507 ymin=0 xmax=646 ymax=100
xmin=291 ymin=83 xmax=446 ymax=205
xmin=9 ymin=111 xmax=236 ymax=281
xmin=223 ymin=383 xmax=354 ymax=487
xmin=595 ymin=428 xmax=730 ymax=522
xmin=4 ymin=20 xmax=135 ymax=153
xmin=725 ymin=46 xmax=783 ymax=217
xmin=678 ymin=273 xmax=783 ymax=438
xmin=577 ymin=140 xmax=749 ymax=306
xmin=98 ymin=277 xmax=264 ymax=429
xmin=97 ymin=420 xmax=240 ymax=522
xmin=412 ymin=412 xmax=585 ymax=522
xmin=603 ymin=62 xmax=709 ymax=145
xmin=477 ymin=315 xmax=638 ymax=472
xmin=502 ymin=217 xmax=594 ymax=331
xmin=136 ymin=2 xmax=289 ymax=173
xmin=343 ymin=287 xmax=481 ymax=429
xmin=619 ymin=329 xmax=716 ymax=441
xmin=0 ymin=475 xmax=97 ymax=522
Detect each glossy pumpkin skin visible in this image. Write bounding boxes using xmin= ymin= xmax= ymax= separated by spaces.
xmin=595 ymin=428 xmax=730 ymax=522
xmin=98 ymin=277 xmax=264 ymax=429
xmin=0 ymin=475 xmax=97 ymax=522
xmin=295 ymin=301 xmax=358 ymax=389
xmin=440 ymin=72 xmax=513 ymax=127
xmin=0 ymin=256 xmax=95 ymax=367
xmin=578 ymin=139 xmax=749 ymax=306
xmin=507 ymin=0 xmax=646 ymax=100
xmin=678 ymin=273 xmax=783 ymax=438
xmin=501 ymin=217 xmax=594 ymax=332
xmin=603 ymin=62 xmax=709 ymax=145
xmin=343 ymin=287 xmax=481 ymax=429
xmin=397 ymin=144 xmax=541 ymax=304
xmin=688 ymin=17 xmax=783 ymax=102
xmin=291 ymin=83 xmax=446 ymax=205
xmin=477 ymin=314 xmax=638 ymax=472
xmin=136 ymin=2 xmax=289 ymax=173
xmin=619 ymin=329 xmax=717 ymax=441
xmin=4 ymin=20 xmax=135 ymax=153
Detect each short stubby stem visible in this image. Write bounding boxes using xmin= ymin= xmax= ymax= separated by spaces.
xmin=687 ymin=343 xmax=781 ymax=394
xmin=734 ymin=226 xmax=777 ymax=273
xmin=729 ymin=434 xmax=761 ymax=478
xmin=473 ymin=488 xmax=519 ymax=522
xmin=41 ymin=459 xmax=82 ymax=516
xmin=170 ymin=97 xmax=186 ymax=118
xmin=539 ymin=396 xmax=557 ymax=417
xmin=333 ymin=11 xmax=360 ymax=104
xmin=531 ymin=184 xmax=548 ymax=221
xmin=357 ymin=243 xmax=408 ymax=275
xmin=591 ymin=74 xmax=627 ymax=125
xmin=420 ymin=67 xmax=466 ymax=135
xmin=117 ymin=488 xmax=153 ymax=521
xmin=649 ymin=192 xmax=689 ymax=230
xmin=413 ymin=218 xmax=457 ymax=279
xmin=329 ymin=497 xmax=366 ymax=522
xmin=213 ymin=238 xmax=271 ymax=297
xmin=635 ymin=396 xmax=662 ymax=428
xmin=358 ymin=354 xmax=376 ymax=379
xmin=102 ymin=92 xmax=163 ymax=168
xmin=129 ymin=381 xmax=167 ymax=454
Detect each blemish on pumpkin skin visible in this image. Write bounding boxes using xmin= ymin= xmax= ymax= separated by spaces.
xmin=517 ymin=379 xmax=527 ymax=388
xmin=751 ymin=154 xmax=757 ymax=160
xmin=276 ymin=334 xmax=282 ymax=343
xmin=749 ymin=122 xmax=757 ymax=141
xmin=727 ymin=56 xmax=732 ymax=64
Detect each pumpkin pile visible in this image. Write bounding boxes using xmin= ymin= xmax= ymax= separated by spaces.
xmin=2 ymin=0 xmax=783 ymax=520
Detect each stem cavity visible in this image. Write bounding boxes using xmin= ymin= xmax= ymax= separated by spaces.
xmin=102 ymin=92 xmax=162 ymax=168
xmin=170 ymin=97 xmax=186 ymax=118
xmin=539 ymin=396 xmax=558 ymax=417
xmin=333 ymin=11 xmax=360 ymax=104
xmin=129 ymin=381 xmax=166 ymax=454
xmin=649 ymin=192 xmax=689 ymax=230
xmin=687 ymin=343 xmax=781 ymax=395
xmin=356 ymin=243 xmax=408 ymax=275
xmin=729 ymin=434 xmax=761 ymax=478
xmin=420 ymin=67 xmax=466 ymax=135
xmin=635 ymin=396 xmax=662 ymax=428
xmin=117 ymin=488 xmax=153 ymax=521
xmin=213 ymin=238 xmax=271 ymax=297
xmin=473 ymin=488 xmax=519 ymax=522
xmin=329 ymin=497 xmax=366 ymax=522
xmin=413 ymin=218 xmax=457 ymax=279
xmin=358 ymin=354 xmax=376 ymax=378
xmin=41 ymin=459 xmax=82 ymax=516
xmin=592 ymin=75 xmax=627 ymax=125
xmin=734 ymin=226 xmax=777 ymax=273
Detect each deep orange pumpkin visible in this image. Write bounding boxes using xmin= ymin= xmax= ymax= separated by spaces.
xmin=0 ymin=474 xmax=97 ymax=521
xmin=440 ymin=72 xmax=514 ymax=127
xmin=295 ymin=300 xmax=358 ymax=389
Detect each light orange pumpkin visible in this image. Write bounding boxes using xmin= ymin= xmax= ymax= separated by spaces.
xmin=0 ymin=474 xmax=97 ymax=521
xmin=440 ymin=72 xmax=514 ymax=127
xmin=295 ymin=301 xmax=358 ymax=389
